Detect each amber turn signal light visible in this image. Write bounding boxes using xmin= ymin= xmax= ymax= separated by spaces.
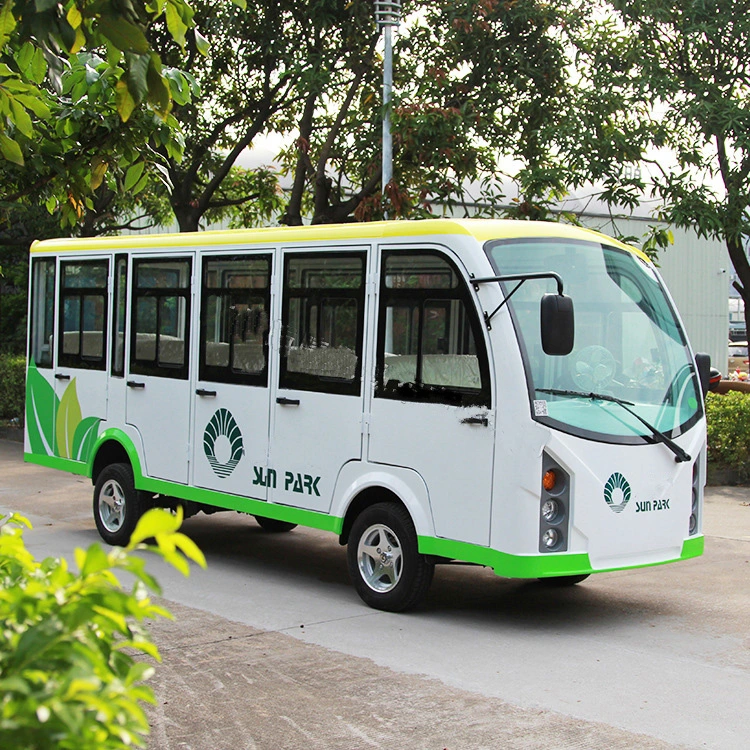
xmin=542 ymin=469 xmax=557 ymax=492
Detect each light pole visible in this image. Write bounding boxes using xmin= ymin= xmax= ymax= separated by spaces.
xmin=375 ymin=1 xmax=401 ymax=219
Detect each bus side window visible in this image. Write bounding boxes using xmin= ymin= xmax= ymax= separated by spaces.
xmin=111 ymin=254 xmax=128 ymax=377
xmin=59 ymin=260 xmax=109 ymax=370
xmin=200 ymin=254 xmax=271 ymax=386
xmin=30 ymin=258 xmax=56 ymax=368
xmin=29 ymin=259 xmax=55 ymax=367
xmin=131 ymin=258 xmax=191 ymax=379
xmin=376 ymin=250 xmax=491 ymax=407
xmin=280 ymin=252 xmax=366 ymax=395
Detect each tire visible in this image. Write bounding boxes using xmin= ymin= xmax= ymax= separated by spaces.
xmin=93 ymin=463 xmax=145 ymax=546
xmin=347 ymin=502 xmax=434 ymax=612
xmin=538 ymin=574 xmax=590 ymax=586
xmin=254 ymin=515 xmax=297 ymax=533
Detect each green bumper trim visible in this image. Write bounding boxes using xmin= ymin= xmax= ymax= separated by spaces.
xmin=418 ymin=533 xmax=705 ymax=578
xmin=25 ymin=452 xmax=89 ymax=476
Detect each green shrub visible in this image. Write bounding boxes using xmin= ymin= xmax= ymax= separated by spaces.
xmin=0 ymin=354 xmax=26 ymax=423
xmin=705 ymin=391 xmax=750 ymax=479
xmin=0 ymin=508 xmax=205 ymax=749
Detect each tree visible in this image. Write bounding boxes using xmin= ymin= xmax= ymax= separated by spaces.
xmin=569 ymin=1 xmax=750 ymax=332
xmin=146 ymin=0 xmax=313 ymax=231
xmin=0 ymin=0 xmax=200 ymax=228
xmin=277 ymin=0 xmax=584 ymax=224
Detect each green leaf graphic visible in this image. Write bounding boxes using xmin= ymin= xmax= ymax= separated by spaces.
xmin=56 ymin=378 xmax=82 ymax=459
xmin=25 ymin=360 xmax=59 ymax=456
xmin=72 ymin=416 xmax=102 ymax=462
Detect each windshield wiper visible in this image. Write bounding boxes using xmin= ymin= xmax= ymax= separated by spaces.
xmin=537 ymin=388 xmax=691 ymax=463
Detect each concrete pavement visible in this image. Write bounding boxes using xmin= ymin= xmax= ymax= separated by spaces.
xmin=2 ymin=437 xmax=748 ymax=749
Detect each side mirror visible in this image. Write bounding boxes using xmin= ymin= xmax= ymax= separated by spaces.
xmin=541 ymin=293 xmax=574 ymax=356
xmin=694 ymin=352 xmax=712 ymax=398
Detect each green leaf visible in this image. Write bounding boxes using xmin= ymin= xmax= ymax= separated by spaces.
xmin=124 ymin=161 xmax=145 ymax=191
xmin=115 ymin=79 xmax=137 ymax=122
xmin=146 ymin=53 xmax=170 ymax=116
xmin=165 ymin=0 xmax=190 ymax=47
xmin=9 ymin=97 xmax=34 ymax=138
xmin=56 ymin=377 xmax=82 ymax=459
xmin=72 ymin=416 xmax=101 ymax=462
xmin=0 ymin=133 xmax=24 ymax=165
xmin=0 ymin=0 xmax=17 ymax=48
xmin=25 ymin=360 xmax=58 ymax=456
xmin=97 ymin=15 xmax=151 ymax=54
xmin=80 ymin=544 xmax=110 ymax=577
xmin=194 ymin=29 xmax=209 ymax=57
xmin=172 ymin=532 xmax=207 ymax=569
xmin=231 ymin=0 xmax=247 ymax=8
xmin=15 ymin=93 xmax=51 ymax=119
xmin=129 ymin=507 xmax=183 ymax=547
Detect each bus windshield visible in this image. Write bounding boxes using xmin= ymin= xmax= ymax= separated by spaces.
xmin=485 ymin=237 xmax=702 ymax=441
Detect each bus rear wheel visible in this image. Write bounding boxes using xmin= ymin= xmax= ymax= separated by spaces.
xmin=347 ymin=502 xmax=434 ymax=612
xmin=254 ymin=516 xmax=297 ymax=533
xmin=93 ymin=463 xmax=145 ymax=547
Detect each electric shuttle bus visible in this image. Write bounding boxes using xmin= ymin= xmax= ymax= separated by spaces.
xmin=24 ymin=219 xmax=709 ymax=611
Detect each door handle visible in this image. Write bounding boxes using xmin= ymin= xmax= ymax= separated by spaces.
xmin=127 ymin=380 xmax=146 ymax=389
xmin=54 ymin=373 xmax=70 ymax=381
xmin=196 ymin=388 xmax=217 ymax=397
xmin=461 ymin=415 xmax=489 ymax=427
xmin=276 ymin=397 xmax=300 ymax=406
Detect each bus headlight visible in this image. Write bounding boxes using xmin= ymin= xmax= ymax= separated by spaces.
xmin=541 ymin=499 xmax=560 ymax=523
xmin=542 ymin=528 xmax=560 ymax=549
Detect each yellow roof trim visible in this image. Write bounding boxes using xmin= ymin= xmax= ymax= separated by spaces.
xmin=30 ymin=218 xmax=648 ymax=261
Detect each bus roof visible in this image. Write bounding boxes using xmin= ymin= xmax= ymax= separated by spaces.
xmin=30 ymin=218 xmax=648 ymax=261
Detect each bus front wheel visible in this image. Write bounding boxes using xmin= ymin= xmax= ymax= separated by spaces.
xmin=347 ymin=502 xmax=434 ymax=612
xmin=93 ymin=463 xmax=145 ymax=547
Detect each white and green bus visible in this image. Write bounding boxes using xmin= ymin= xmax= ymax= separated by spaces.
xmin=25 ymin=219 xmax=710 ymax=611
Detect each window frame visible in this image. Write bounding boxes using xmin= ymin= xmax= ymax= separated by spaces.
xmin=58 ymin=258 xmax=109 ymax=371
xmin=279 ymin=250 xmax=367 ymax=396
xmin=130 ymin=256 xmax=192 ymax=380
xmin=29 ymin=257 xmax=56 ymax=369
xmin=199 ymin=252 xmax=272 ymax=387
xmin=375 ymin=248 xmax=491 ymax=407
xmin=111 ymin=254 xmax=128 ymax=377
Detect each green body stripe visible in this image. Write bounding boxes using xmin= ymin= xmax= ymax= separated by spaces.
xmin=418 ymin=534 xmax=704 ymax=578
xmin=24 ymin=452 xmax=89 ymax=476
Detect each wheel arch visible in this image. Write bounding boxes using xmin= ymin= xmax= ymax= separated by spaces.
xmin=90 ymin=428 xmax=144 ymax=485
xmin=332 ymin=462 xmax=434 ymax=546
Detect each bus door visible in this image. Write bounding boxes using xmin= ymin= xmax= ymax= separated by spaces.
xmin=53 ymin=257 xmax=110 ymax=462
xmin=125 ymin=255 xmax=193 ymax=484
xmin=268 ymin=248 xmax=369 ymax=513
xmin=367 ymin=247 xmax=495 ymax=546
xmin=191 ymin=252 xmax=273 ymax=500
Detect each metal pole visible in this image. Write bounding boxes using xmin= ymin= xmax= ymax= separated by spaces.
xmin=382 ymin=23 xmax=393 ymax=219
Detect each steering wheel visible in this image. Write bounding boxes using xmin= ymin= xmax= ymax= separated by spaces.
xmin=570 ymin=345 xmax=616 ymax=391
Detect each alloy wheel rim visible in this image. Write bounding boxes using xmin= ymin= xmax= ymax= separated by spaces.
xmin=357 ymin=523 xmax=403 ymax=593
xmin=99 ymin=479 xmax=126 ymax=533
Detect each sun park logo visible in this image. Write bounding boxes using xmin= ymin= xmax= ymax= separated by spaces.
xmin=604 ymin=472 xmax=672 ymax=514
xmin=203 ymin=408 xmax=244 ymax=478
xmin=603 ymin=472 xmax=631 ymax=513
